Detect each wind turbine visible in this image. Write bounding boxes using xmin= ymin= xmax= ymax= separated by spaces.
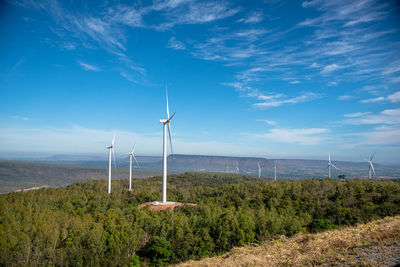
xmin=274 ymin=160 xmax=277 ymax=181
xmin=236 ymin=161 xmax=240 ymax=174
xmin=327 ymin=152 xmax=338 ymax=178
xmin=160 ymin=88 xmax=175 ymax=203
xmin=128 ymin=144 xmax=138 ymax=190
xmin=257 ymin=162 xmax=261 ymax=178
xmin=106 ymin=136 xmax=116 ymax=194
xmin=366 ymin=152 xmax=376 ymax=179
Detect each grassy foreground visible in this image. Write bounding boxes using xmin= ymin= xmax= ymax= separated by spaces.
xmin=177 ymin=215 xmax=400 ymax=266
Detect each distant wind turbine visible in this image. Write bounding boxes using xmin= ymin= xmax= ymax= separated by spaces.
xmin=160 ymin=88 xmax=175 ymax=203
xmin=106 ymin=136 xmax=116 ymax=194
xmin=257 ymin=162 xmax=261 ymax=178
xmin=327 ymin=152 xmax=338 ymax=178
xmin=236 ymin=161 xmax=240 ymax=174
xmin=274 ymin=160 xmax=277 ymax=181
xmin=366 ymin=152 xmax=376 ymax=179
xmin=127 ymin=144 xmax=138 ymax=190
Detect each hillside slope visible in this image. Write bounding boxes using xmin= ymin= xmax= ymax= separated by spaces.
xmin=177 ymin=215 xmax=400 ymax=267
xmin=0 ymin=161 xmax=158 ymax=193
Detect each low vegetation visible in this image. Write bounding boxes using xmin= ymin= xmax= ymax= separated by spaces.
xmin=0 ymin=172 xmax=399 ymax=266
xmin=178 ymin=215 xmax=400 ymax=266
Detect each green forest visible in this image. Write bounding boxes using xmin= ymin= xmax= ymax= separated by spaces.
xmin=1 ymin=173 xmax=399 ymax=266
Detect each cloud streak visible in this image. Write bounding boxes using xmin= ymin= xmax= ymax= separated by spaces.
xmin=78 ymin=61 xmax=101 ymax=72
xmin=257 ymin=127 xmax=329 ymax=145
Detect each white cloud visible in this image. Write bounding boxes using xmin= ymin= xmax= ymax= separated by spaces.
xmin=388 ymin=91 xmax=400 ymax=103
xmin=328 ymin=81 xmax=338 ymax=86
xmin=157 ymin=1 xmax=240 ymax=29
xmin=78 ymin=61 xmax=101 ymax=72
xmin=11 ymin=116 xmax=29 ymax=121
xmin=167 ymin=37 xmax=186 ymax=50
xmin=258 ymin=128 xmax=329 ymax=145
xmin=343 ymin=112 xmax=372 ymax=118
xmin=237 ymin=11 xmax=263 ymax=24
xmin=321 ymin=63 xmax=340 ymax=74
xmin=343 ymin=108 xmax=400 ymax=125
xmin=254 ymin=92 xmax=321 ymax=108
xmin=338 ymin=95 xmax=354 ymax=100
xmin=354 ymin=126 xmax=400 ymax=145
xmin=257 ymin=119 xmax=277 ymax=126
xmin=360 ymin=96 xmax=385 ymax=103
xmin=289 ymin=80 xmax=301 ymax=84
xmin=310 ymin=62 xmax=319 ymax=68
xmin=302 ymin=0 xmax=321 ymax=8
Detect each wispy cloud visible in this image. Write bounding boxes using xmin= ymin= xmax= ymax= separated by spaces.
xmin=387 ymin=91 xmax=400 ymax=103
xmin=320 ymin=63 xmax=340 ymax=74
xmin=338 ymin=95 xmax=354 ymax=100
xmin=360 ymin=91 xmax=400 ymax=104
xmin=352 ymin=126 xmax=400 ymax=145
xmin=257 ymin=127 xmax=329 ymax=145
xmin=253 ymin=92 xmax=322 ymax=108
xmin=78 ymin=61 xmax=101 ymax=72
xmin=343 ymin=112 xmax=372 ymax=118
xmin=343 ymin=108 xmax=400 ymax=125
xmin=11 ymin=116 xmax=29 ymax=121
xmin=257 ymin=119 xmax=277 ymax=126
xmin=237 ymin=11 xmax=263 ymax=24
xmin=167 ymin=37 xmax=186 ymax=50
xmin=360 ymin=96 xmax=385 ymax=103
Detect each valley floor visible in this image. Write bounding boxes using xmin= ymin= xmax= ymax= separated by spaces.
xmin=177 ymin=215 xmax=400 ymax=267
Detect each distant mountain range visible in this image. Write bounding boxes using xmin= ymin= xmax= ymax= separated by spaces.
xmin=142 ymin=154 xmax=399 ymax=180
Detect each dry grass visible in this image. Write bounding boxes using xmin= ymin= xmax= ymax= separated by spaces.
xmin=176 ymin=216 xmax=400 ymax=267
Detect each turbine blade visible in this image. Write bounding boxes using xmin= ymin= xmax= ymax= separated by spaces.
xmin=131 ymin=144 xmax=136 ymax=154
xmin=133 ymin=155 xmax=139 ymax=166
xmin=331 ymin=163 xmax=339 ymax=170
xmin=112 ymin=135 xmax=115 ymax=147
xmin=166 ymin=86 xmax=170 ymax=119
xmin=329 ymin=152 xmax=331 ymax=162
xmin=168 ymin=112 xmax=176 ymax=121
xmin=370 ymin=152 xmax=375 ymax=161
xmin=370 ymin=162 xmax=376 ymax=175
xmin=112 ymin=148 xmax=116 ymax=169
xmin=168 ymin=122 xmax=173 ymax=154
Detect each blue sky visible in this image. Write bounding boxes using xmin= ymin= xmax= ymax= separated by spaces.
xmin=0 ymin=0 xmax=399 ymax=164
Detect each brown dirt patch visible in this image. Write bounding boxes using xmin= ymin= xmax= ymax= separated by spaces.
xmin=137 ymin=201 xmax=196 ymax=211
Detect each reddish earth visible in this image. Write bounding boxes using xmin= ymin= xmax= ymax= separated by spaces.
xmin=137 ymin=201 xmax=196 ymax=211
xmin=13 ymin=185 xmax=49 ymax=193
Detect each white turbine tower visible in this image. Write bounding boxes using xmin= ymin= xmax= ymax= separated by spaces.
xmin=274 ymin=160 xmax=277 ymax=181
xmin=236 ymin=161 xmax=240 ymax=174
xmin=366 ymin=152 xmax=376 ymax=179
xmin=257 ymin=162 xmax=261 ymax=178
xmin=327 ymin=152 xmax=338 ymax=178
xmin=160 ymin=88 xmax=175 ymax=203
xmin=106 ymin=136 xmax=116 ymax=194
xmin=128 ymin=144 xmax=138 ymax=190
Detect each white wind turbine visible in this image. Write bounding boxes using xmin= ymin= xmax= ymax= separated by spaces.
xmin=159 ymin=88 xmax=175 ymax=203
xmin=257 ymin=162 xmax=261 ymax=178
xmin=236 ymin=161 xmax=240 ymax=174
xmin=327 ymin=152 xmax=338 ymax=178
xmin=366 ymin=152 xmax=376 ymax=179
xmin=128 ymin=144 xmax=138 ymax=190
xmin=106 ymin=136 xmax=116 ymax=194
